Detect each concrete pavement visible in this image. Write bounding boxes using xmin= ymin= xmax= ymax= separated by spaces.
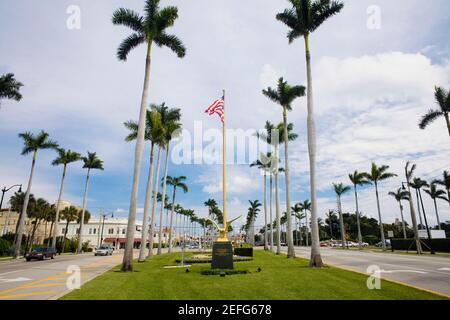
xmin=282 ymin=246 xmax=450 ymax=297
xmin=0 ymin=250 xmax=139 ymax=300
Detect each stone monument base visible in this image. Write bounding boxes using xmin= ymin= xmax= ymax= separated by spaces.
xmin=212 ymin=241 xmax=233 ymax=269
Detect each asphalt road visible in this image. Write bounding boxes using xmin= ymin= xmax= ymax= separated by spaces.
xmin=0 ymin=250 xmax=141 ymax=300
xmin=281 ymin=246 xmax=450 ymax=297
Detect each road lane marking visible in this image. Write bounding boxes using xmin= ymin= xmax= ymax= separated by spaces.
xmin=0 ymin=277 xmax=32 ymax=283
xmin=22 ymin=282 xmax=67 ymax=289
xmin=380 ymin=270 xmax=428 ymax=274
xmin=0 ymin=270 xmax=25 ymax=277
xmin=438 ymin=268 xmax=450 ymax=271
xmin=0 ymin=291 xmax=57 ymax=300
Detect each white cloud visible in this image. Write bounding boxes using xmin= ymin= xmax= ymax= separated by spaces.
xmin=259 ymin=64 xmax=280 ymax=89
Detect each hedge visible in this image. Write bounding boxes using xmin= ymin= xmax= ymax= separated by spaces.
xmin=391 ymin=238 xmax=450 ymax=253
xmin=234 ymin=247 xmax=253 ymax=257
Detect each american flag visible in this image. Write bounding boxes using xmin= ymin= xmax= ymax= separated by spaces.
xmin=205 ymin=95 xmax=225 ymax=123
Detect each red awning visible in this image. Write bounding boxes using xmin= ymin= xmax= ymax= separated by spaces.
xmin=104 ymin=238 xmax=142 ymax=243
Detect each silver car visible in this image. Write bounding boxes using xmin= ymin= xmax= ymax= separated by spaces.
xmin=95 ymin=245 xmax=114 ymax=256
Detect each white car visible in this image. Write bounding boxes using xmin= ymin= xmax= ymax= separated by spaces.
xmin=95 ymin=245 xmax=114 ymax=256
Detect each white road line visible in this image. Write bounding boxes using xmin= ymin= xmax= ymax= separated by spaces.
xmin=438 ymin=267 xmax=450 ymax=271
xmin=0 ymin=270 xmax=25 ymax=277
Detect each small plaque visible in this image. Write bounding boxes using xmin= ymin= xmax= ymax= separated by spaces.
xmin=212 ymin=241 xmax=233 ymax=269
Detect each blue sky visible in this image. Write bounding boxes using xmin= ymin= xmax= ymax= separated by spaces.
xmin=1 ymin=0 xmax=450 ymax=230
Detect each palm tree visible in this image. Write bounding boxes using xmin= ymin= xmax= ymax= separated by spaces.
xmin=299 ymin=200 xmax=311 ymax=246
xmin=125 ymin=108 xmax=162 ymax=261
xmin=51 ymin=148 xmax=81 ymax=248
xmin=156 ymin=105 xmax=181 ymax=255
xmin=77 ymin=152 xmax=104 ymax=253
xmin=60 ymin=206 xmax=80 ymax=253
xmin=113 ymin=0 xmax=186 ymax=272
xmin=263 ymin=77 xmax=305 ymax=258
xmin=424 ymin=182 xmax=448 ymax=230
xmin=349 ymin=170 xmax=371 ymax=248
xmin=404 ymin=162 xmax=422 ymax=254
xmin=409 ymin=177 xmax=428 ymax=228
xmin=325 ymin=210 xmax=336 ymax=239
xmin=434 ymin=171 xmax=450 ymax=209
xmin=291 ymin=204 xmax=305 ymax=246
xmin=0 ymin=73 xmax=23 ymax=106
xmin=388 ymin=188 xmax=410 ymax=239
xmin=167 ymin=176 xmax=188 ymax=253
xmin=26 ymin=198 xmax=50 ymax=253
xmin=13 ymin=131 xmax=58 ymax=258
xmin=277 ymin=0 xmax=344 ymax=267
xmin=250 ymin=157 xmax=270 ymax=250
xmin=333 ymin=183 xmax=351 ymax=248
xmin=245 ymin=200 xmax=262 ymax=245
xmin=204 ymin=198 xmax=218 ymax=248
xmin=419 ymin=86 xmax=450 ymax=137
xmin=364 ymin=163 xmax=397 ymax=251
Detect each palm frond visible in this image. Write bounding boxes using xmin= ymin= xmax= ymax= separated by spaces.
xmin=419 ymin=109 xmax=443 ymax=129
xmin=154 ymin=32 xmax=186 ymax=58
xmin=112 ymin=8 xmax=144 ymax=33
xmin=117 ymin=33 xmax=145 ymax=61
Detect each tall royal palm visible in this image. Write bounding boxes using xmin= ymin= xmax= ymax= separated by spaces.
xmin=77 ymin=152 xmax=104 ymax=253
xmin=246 ymin=200 xmax=262 ymax=246
xmin=60 ymin=206 xmax=80 ymax=253
xmin=156 ymin=105 xmax=181 ymax=255
xmin=125 ymin=109 xmax=162 ymax=261
xmin=51 ymin=148 xmax=81 ymax=248
xmin=167 ymin=176 xmax=188 ymax=253
xmin=0 ymin=73 xmax=23 ymax=107
xmin=333 ymin=183 xmax=351 ymax=249
xmin=364 ymin=163 xmax=397 ymax=251
xmin=409 ymin=177 xmax=429 ymax=228
xmin=13 ymin=131 xmax=58 ymax=258
xmin=424 ymin=182 xmax=448 ymax=230
xmin=250 ymin=157 xmax=270 ymax=250
xmin=419 ymin=86 xmax=450 ymax=137
xmin=404 ymin=162 xmax=422 ymax=253
xmin=204 ymin=198 xmax=217 ymax=248
xmin=299 ymin=200 xmax=311 ymax=246
xmin=291 ymin=203 xmax=305 ymax=245
xmin=263 ymin=78 xmax=304 ymax=258
xmin=113 ymin=0 xmax=186 ymax=272
xmin=349 ymin=170 xmax=371 ymax=249
xmin=435 ymin=171 xmax=450 ymax=209
xmin=388 ymin=188 xmax=410 ymax=239
xmin=277 ymin=0 xmax=344 ymax=267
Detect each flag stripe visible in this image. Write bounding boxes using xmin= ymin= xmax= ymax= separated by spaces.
xmin=205 ymin=96 xmax=225 ymax=123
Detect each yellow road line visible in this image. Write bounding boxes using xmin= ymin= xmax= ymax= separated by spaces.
xmin=0 ymin=291 xmax=57 ymax=300
xmin=22 ymin=283 xmax=67 ymax=289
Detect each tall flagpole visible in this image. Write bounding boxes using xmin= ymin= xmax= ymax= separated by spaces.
xmin=222 ymin=89 xmax=227 ymax=239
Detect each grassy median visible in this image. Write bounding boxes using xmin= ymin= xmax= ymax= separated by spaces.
xmin=60 ymin=250 xmax=447 ymax=300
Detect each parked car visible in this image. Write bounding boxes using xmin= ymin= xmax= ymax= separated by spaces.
xmin=26 ymin=247 xmax=56 ymax=261
xmin=330 ymin=241 xmax=342 ymax=247
xmin=95 ymin=245 xmax=114 ymax=256
xmin=375 ymin=239 xmax=391 ymax=247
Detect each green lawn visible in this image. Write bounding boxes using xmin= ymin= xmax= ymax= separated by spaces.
xmin=61 ymin=251 xmax=447 ymax=300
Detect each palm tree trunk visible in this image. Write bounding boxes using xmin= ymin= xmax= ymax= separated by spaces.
xmin=274 ymin=147 xmax=281 ymax=255
xmin=374 ymin=182 xmax=386 ymax=251
xmin=168 ymin=187 xmax=177 ymax=253
xmin=157 ymin=144 xmax=170 ymax=255
xmin=269 ymin=173 xmax=274 ymax=252
xmin=433 ymin=198 xmax=441 ymax=230
xmin=77 ymin=168 xmax=90 ymax=254
xmin=282 ymin=107 xmax=295 ymax=258
xmin=148 ymin=146 xmax=162 ymax=258
xmin=263 ymin=172 xmax=268 ymax=250
xmin=62 ymin=220 xmax=70 ymax=254
xmin=122 ymin=41 xmax=153 ymax=272
xmin=399 ymin=202 xmax=407 ymax=239
xmin=353 ymin=185 xmax=363 ymax=249
xmin=405 ymin=171 xmax=422 ymax=254
xmin=415 ymin=189 xmax=424 ymax=228
xmin=337 ymin=195 xmax=345 ymax=249
xmin=305 ymin=209 xmax=309 ymax=246
xmin=28 ymin=220 xmax=39 ymax=253
xmin=138 ymin=143 xmax=156 ymax=262
xmin=52 ymin=165 xmax=67 ymax=248
xmin=13 ymin=150 xmax=37 ymax=258
xmin=304 ymin=35 xmax=322 ymax=267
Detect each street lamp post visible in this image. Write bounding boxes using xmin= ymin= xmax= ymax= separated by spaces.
xmin=98 ymin=212 xmax=114 ymax=247
xmin=0 ymin=184 xmax=22 ymax=211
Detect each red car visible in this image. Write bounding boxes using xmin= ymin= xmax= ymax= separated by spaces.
xmin=26 ymin=247 xmax=56 ymax=261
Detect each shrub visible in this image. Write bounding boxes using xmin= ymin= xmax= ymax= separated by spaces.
xmin=0 ymin=238 xmax=12 ymax=256
xmin=362 ymin=235 xmax=379 ymax=245
xmin=200 ymin=268 xmax=250 ymax=275
xmin=234 ymin=247 xmax=253 ymax=257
